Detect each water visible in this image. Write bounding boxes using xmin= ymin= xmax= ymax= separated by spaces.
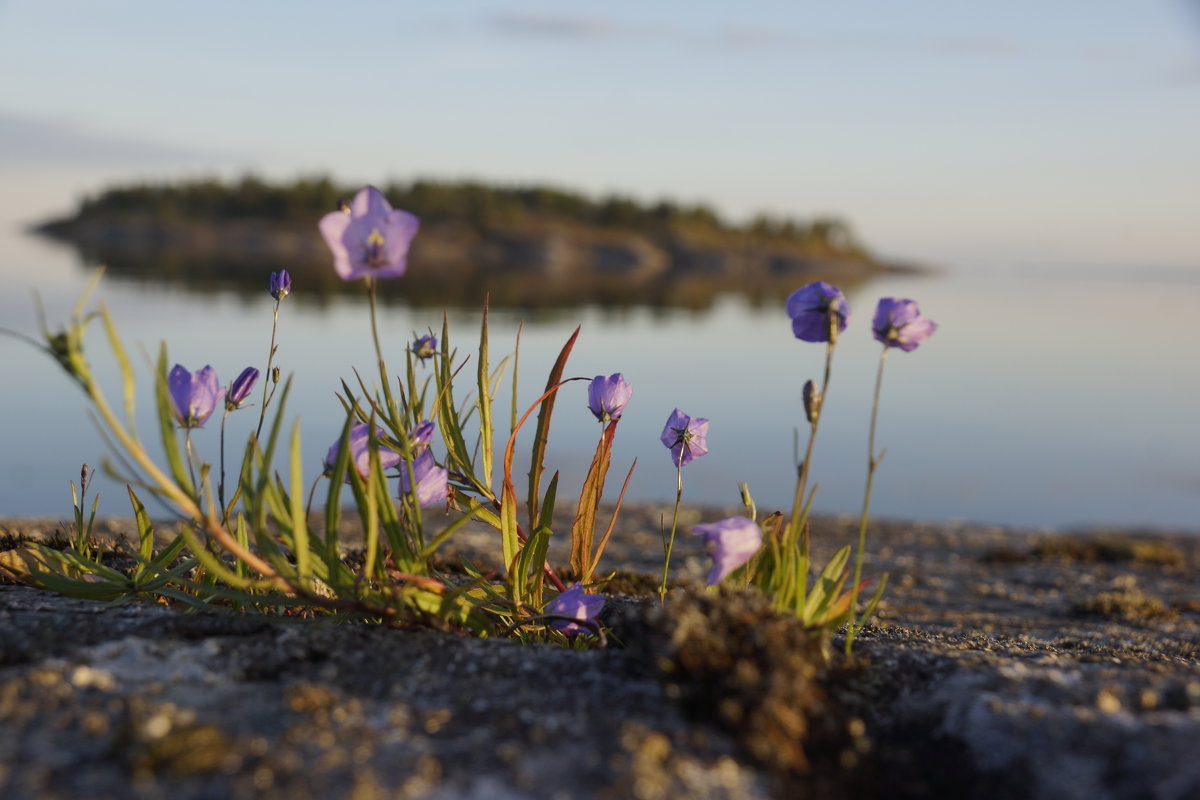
xmin=2 ymin=226 xmax=1197 ymax=530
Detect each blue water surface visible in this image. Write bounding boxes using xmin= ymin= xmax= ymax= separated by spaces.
xmin=2 ymin=226 xmax=1197 ymax=530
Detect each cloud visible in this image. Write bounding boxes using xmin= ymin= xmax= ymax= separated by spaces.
xmin=919 ymin=35 xmax=1022 ymax=57
xmin=0 ymin=111 xmax=227 ymax=168
xmin=709 ymin=26 xmax=1022 ymax=57
xmin=487 ymin=11 xmax=626 ymax=40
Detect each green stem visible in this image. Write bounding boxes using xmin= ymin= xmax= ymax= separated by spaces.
xmin=218 ymin=408 xmax=231 ymax=524
xmin=184 ymin=429 xmax=198 ymax=498
xmin=367 ymin=278 xmax=399 ymax=427
xmin=659 ymin=459 xmax=684 ymax=602
xmin=846 ymin=344 xmax=890 ymax=654
xmin=787 ymin=338 xmax=835 ymax=607
xmin=255 ymin=300 xmax=281 ymax=440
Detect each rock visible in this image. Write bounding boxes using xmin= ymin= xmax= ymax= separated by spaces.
xmin=1 ymin=513 xmax=1198 ymax=798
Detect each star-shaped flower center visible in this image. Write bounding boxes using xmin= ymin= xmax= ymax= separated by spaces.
xmin=362 ymin=228 xmax=388 ymax=267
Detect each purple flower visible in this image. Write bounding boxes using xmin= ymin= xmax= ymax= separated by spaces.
xmin=318 ymin=186 xmax=420 ymax=281
xmin=168 ymin=364 xmax=220 ymax=429
xmin=409 ymin=420 xmax=435 ymax=452
xmin=398 ymin=450 xmax=449 ymax=507
xmin=692 ymin=516 xmax=763 ymax=585
xmin=324 ymin=424 xmax=402 ymax=480
xmin=225 ymin=367 xmax=259 ymax=411
xmin=660 ymin=408 xmax=709 ymax=467
xmin=411 ymin=334 xmax=438 ymax=360
xmin=587 ymin=373 xmax=633 ymax=423
xmin=269 ymin=270 xmax=292 ymax=300
xmin=786 ymin=281 xmax=849 ymax=343
xmin=872 ymin=298 xmax=938 ymax=352
xmin=545 ymin=583 xmax=605 ymax=636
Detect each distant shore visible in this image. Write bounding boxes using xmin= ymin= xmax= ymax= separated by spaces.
xmin=30 ymin=176 xmax=930 ymax=308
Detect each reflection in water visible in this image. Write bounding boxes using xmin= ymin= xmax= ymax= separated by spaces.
xmin=31 ymin=214 xmax=915 ymax=313
xmin=2 ymin=228 xmax=1198 ymax=530
xmin=43 ymin=243 xmax=891 ymax=313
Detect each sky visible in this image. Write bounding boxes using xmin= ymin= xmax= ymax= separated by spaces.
xmin=2 ymin=0 xmax=1199 ymax=268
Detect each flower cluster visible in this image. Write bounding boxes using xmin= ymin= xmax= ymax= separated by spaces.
xmin=323 ymin=420 xmax=447 ymax=507
xmin=27 ymin=182 xmax=945 ymax=653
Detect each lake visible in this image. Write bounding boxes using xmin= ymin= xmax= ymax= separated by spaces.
xmin=2 ymin=225 xmax=1197 ymax=531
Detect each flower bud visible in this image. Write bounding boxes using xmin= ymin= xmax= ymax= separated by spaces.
xmin=802 ymin=380 xmax=821 ymax=424
xmin=269 ymin=270 xmax=292 ymax=300
xmin=272 ymin=367 xmax=281 ymax=384
xmin=225 ymin=366 xmax=259 ymax=410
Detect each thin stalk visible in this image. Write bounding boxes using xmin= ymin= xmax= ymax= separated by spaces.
xmin=184 ymin=430 xmax=198 ymax=498
xmin=787 ymin=337 xmax=835 ymax=607
xmin=255 ymin=298 xmax=281 ymax=439
xmin=659 ymin=459 xmax=684 ymax=602
xmin=366 ymin=277 xmax=398 ymax=422
xmin=218 ymin=408 xmax=231 ymax=524
xmin=846 ymin=344 xmax=890 ymax=654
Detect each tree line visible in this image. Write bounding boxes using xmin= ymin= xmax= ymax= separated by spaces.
xmin=74 ymin=175 xmax=867 ymax=255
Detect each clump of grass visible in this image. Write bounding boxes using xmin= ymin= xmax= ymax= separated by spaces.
xmin=1072 ymin=588 xmax=1175 ymax=621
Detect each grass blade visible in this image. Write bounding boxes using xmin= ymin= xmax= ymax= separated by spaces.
xmin=570 ymin=420 xmax=616 ymax=580
xmin=154 ymin=344 xmax=193 ymax=495
xmin=527 ymin=326 xmax=580 ymax=527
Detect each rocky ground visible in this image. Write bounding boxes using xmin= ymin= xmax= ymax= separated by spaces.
xmin=1 ymin=508 xmax=1198 ymax=799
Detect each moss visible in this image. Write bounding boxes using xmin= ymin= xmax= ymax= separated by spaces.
xmin=596 ymin=570 xmax=662 ymax=597
xmin=1072 ymin=589 xmax=1175 ymax=621
xmin=1033 ymin=535 xmax=1183 ymax=566
xmin=134 ymin=723 xmax=232 ymax=775
xmin=649 ymin=586 xmax=854 ymax=776
xmin=984 ymin=535 xmax=1185 ymax=567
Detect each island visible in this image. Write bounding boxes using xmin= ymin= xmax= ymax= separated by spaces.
xmin=33 ymin=176 xmax=915 ymax=308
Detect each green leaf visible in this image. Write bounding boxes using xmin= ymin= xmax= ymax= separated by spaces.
xmin=98 ymin=302 xmax=137 ymax=429
xmin=477 ymin=298 xmax=493 ymax=493
xmin=154 ymin=344 xmax=193 ymax=495
xmin=323 ymin=415 xmax=355 ymax=567
xmin=802 ymin=544 xmax=851 ymax=623
xmin=435 ymin=316 xmax=485 ymax=496
xmin=128 ymin=485 xmax=155 ymax=563
xmin=527 ymin=327 xmax=579 ymax=527
xmin=500 ymin=478 xmax=519 ymax=580
xmin=288 ymin=420 xmax=310 ymax=585
xmin=537 ymin=471 xmax=559 ymax=534
xmin=515 ymin=527 xmax=550 ymax=608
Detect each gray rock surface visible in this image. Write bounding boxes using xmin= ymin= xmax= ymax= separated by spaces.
xmin=2 ymin=512 xmax=1199 ymax=799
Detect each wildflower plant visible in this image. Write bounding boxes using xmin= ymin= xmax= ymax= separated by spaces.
xmin=689 ymin=281 xmax=936 ymax=653
xmin=658 ymin=408 xmax=709 ymax=600
xmin=5 ymin=182 xmax=938 ymax=657
xmin=6 ymin=187 xmax=644 ymax=647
